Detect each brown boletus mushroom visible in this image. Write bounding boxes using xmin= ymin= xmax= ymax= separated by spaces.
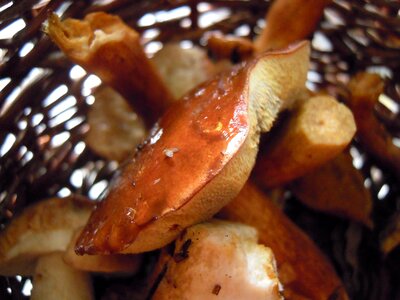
xmin=46 ymin=12 xmax=174 ymax=127
xmin=75 ymin=42 xmax=310 ymax=255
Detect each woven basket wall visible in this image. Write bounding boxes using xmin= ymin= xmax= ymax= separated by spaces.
xmin=0 ymin=0 xmax=399 ymax=299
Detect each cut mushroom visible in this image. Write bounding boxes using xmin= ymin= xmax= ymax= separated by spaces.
xmin=0 ymin=196 xmax=93 ymax=276
xmin=31 ymin=252 xmax=93 ymax=300
xmin=75 ymin=42 xmax=310 ymax=255
xmin=46 ymin=12 xmax=174 ymax=126
xmin=255 ymin=0 xmax=332 ymax=52
xmin=152 ymin=220 xmax=282 ymax=300
xmin=219 ymin=183 xmax=349 ymax=300
xmin=64 ymin=227 xmax=142 ymax=274
xmin=152 ymin=43 xmax=216 ymax=99
xmin=254 ymin=95 xmax=356 ymax=188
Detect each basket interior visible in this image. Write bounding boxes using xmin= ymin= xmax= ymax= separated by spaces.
xmin=0 ymin=0 xmax=400 ymax=299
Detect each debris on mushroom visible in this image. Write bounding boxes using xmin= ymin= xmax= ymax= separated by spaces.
xmin=163 ymin=147 xmax=179 ymax=158
xmin=151 ymin=220 xmax=282 ymax=300
xmin=64 ymin=227 xmax=143 ymax=274
xmin=0 ymin=196 xmax=93 ymax=276
xmin=255 ymin=0 xmax=332 ymax=52
xmin=31 ymin=252 xmax=94 ymax=300
xmin=85 ymin=86 xmax=146 ymax=162
xmin=219 ymin=183 xmax=349 ymax=300
xmin=75 ymin=42 xmax=310 ymax=255
xmin=348 ymin=72 xmax=400 ymax=179
xmin=46 ymin=12 xmax=174 ymax=126
xmin=152 ymin=43 xmax=216 ymax=99
xmin=290 ymin=151 xmax=374 ymax=228
xmin=254 ymin=95 xmax=356 ymax=188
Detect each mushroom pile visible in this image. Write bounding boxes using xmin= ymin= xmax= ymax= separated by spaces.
xmin=3 ymin=0 xmax=390 ymax=299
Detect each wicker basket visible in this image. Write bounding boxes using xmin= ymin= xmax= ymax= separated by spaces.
xmin=0 ymin=0 xmax=399 ymax=299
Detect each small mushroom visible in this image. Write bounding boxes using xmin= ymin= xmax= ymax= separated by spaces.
xmin=0 ymin=196 xmax=95 ymax=299
xmin=75 ymin=42 xmax=310 ymax=255
xmin=152 ymin=220 xmax=282 ymax=300
xmin=0 ymin=196 xmax=93 ymax=276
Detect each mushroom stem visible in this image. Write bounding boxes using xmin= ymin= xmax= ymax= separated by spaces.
xmin=46 ymin=12 xmax=174 ymax=127
xmin=290 ymin=151 xmax=374 ymax=228
xmin=253 ymin=95 xmax=356 ymax=188
xmin=348 ymin=72 xmax=400 ymax=179
xmin=255 ymin=0 xmax=332 ymax=52
xmin=31 ymin=252 xmax=93 ymax=300
xmin=218 ymin=183 xmax=349 ymax=300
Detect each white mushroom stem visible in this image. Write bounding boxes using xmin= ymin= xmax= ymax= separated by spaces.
xmin=31 ymin=252 xmax=93 ymax=300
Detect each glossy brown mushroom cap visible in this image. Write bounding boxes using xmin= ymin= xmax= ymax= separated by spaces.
xmin=76 ymin=42 xmax=310 ymax=255
xmin=76 ymin=65 xmax=251 ymax=254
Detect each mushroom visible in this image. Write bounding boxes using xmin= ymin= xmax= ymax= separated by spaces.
xmin=219 ymin=183 xmax=349 ymax=300
xmin=0 ymin=196 xmax=93 ymax=276
xmin=348 ymin=72 xmax=400 ymax=179
xmin=75 ymin=41 xmax=310 ymax=255
xmin=64 ymin=227 xmax=143 ymax=274
xmin=206 ymin=33 xmax=255 ymax=62
xmin=253 ymin=94 xmax=356 ymax=188
xmin=46 ymin=12 xmax=174 ymax=127
xmin=0 ymin=196 xmax=143 ymax=298
xmin=0 ymin=196 xmax=94 ymax=299
xmin=31 ymin=252 xmax=93 ymax=300
xmin=290 ymin=151 xmax=374 ymax=228
xmin=151 ymin=43 xmax=216 ymax=99
xmin=151 ymin=220 xmax=282 ymax=300
xmin=255 ymin=0 xmax=332 ymax=52
xmin=85 ymin=86 xmax=147 ymax=162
